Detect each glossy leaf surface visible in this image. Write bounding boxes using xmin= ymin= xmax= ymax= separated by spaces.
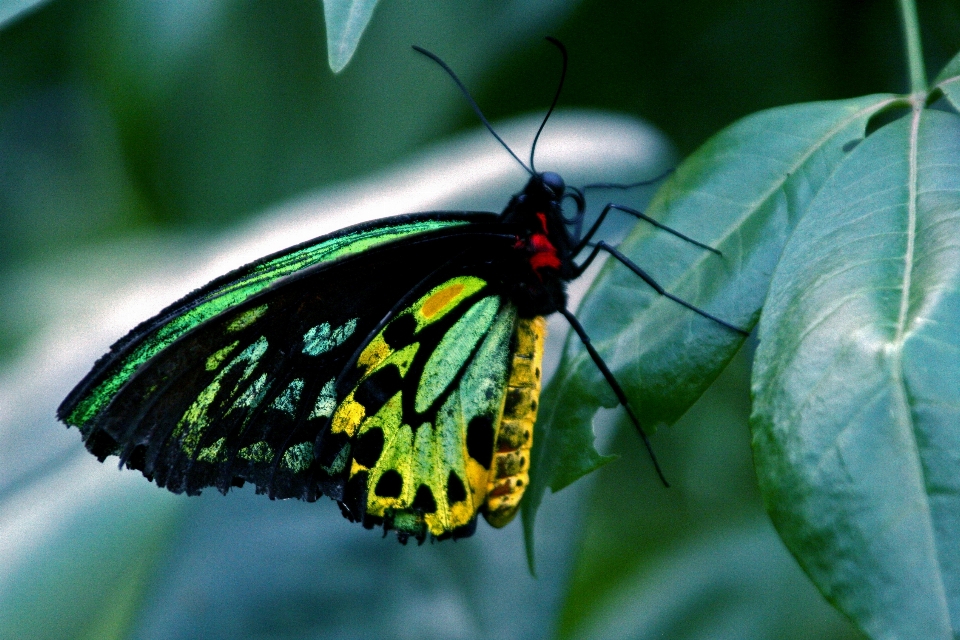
xmin=752 ymin=108 xmax=960 ymax=637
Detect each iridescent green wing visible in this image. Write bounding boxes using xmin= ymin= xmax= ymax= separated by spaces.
xmin=326 ymin=271 xmax=522 ymax=542
xmin=61 ymin=214 xmax=476 ymax=431
xmin=58 ymin=214 xmax=502 ymax=499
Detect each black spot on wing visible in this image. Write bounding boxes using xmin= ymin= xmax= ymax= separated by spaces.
xmin=503 ymin=388 xmax=525 ymax=415
xmin=318 ymin=431 xmax=349 ymax=467
xmin=353 ymin=366 xmax=403 ymax=418
xmin=382 ymin=313 xmax=417 ymax=349
xmin=412 ymin=484 xmax=437 ymax=513
xmin=467 ymin=415 xmax=494 ymax=469
xmin=375 ymin=469 xmax=403 ymax=498
xmin=353 ymin=428 xmax=384 ymax=468
xmin=447 ymin=470 xmax=466 ymax=504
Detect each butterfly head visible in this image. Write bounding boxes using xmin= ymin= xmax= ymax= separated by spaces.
xmin=516 ymin=171 xmax=565 ymax=213
xmin=538 ymin=171 xmax=565 ymax=199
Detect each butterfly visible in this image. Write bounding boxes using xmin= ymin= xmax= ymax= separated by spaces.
xmin=58 ymin=39 xmax=746 ymax=543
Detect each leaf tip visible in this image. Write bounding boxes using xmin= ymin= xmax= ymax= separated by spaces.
xmin=322 ymin=0 xmax=380 ymax=74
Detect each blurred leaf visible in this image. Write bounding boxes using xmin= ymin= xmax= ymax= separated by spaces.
xmin=564 ymin=518 xmax=862 ymax=640
xmin=0 ymin=0 xmax=49 ymax=29
xmin=479 ymin=1 xmax=960 ymax=157
xmin=523 ymin=94 xmax=900 ymax=566
xmin=558 ymin=348 xmax=864 ymax=640
xmin=0 ymin=85 xmax=146 ymax=265
xmin=75 ymin=1 xmax=576 ymax=227
xmin=751 ymin=108 xmax=960 ymax=637
xmin=934 ymin=47 xmax=960 ymax=110
xmin=322 ymin=0 xmax=379 ymax=73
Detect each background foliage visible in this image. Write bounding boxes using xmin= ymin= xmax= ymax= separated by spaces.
xmin=2 ymin=0 xmax=959 ymax=638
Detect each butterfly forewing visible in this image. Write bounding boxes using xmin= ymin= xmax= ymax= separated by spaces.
xmin=61 ymin=214 xmax=485 ymax=433
xmin=58 ymin=215 xmax=507 ymax=501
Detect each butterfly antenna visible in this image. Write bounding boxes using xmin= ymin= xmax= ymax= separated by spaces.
xmin=529 ymin=37 xmax=568 ymax=174
xmin=412 ymin=45 xmax=532 ymax=176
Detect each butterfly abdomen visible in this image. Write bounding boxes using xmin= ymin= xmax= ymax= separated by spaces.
xmin=483 ymin=315 xmax=545 ymax=527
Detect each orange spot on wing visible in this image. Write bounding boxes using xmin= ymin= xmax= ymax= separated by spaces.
xmin=421 ymin=283 xmax=465 ymax=318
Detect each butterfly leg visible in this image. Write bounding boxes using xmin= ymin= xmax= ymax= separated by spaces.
xmin=573 ymin=241 xmax=749 ymax=336
xmin=558 ymin=307 xmax=669 ymax=486
xmin=573 ymin=203 xmax=720 ymax=256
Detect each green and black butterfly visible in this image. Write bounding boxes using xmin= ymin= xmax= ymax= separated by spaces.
xmin=58 ymin=39 xmax=746 ymax=543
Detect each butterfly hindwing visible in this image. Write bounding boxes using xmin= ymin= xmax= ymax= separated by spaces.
xmin=327 ymin=272 xmax=545 ymax=541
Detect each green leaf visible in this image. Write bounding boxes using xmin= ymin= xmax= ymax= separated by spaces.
xmin=0 ymin=0 xmax=50 ymax=29
xmin=558 ymin=348 xmax=865 ymax=640
xmin=751 ymin=108 xmax=960 ymax=637
xmin=523 ymin=94 xmax=900 ymax=566
xmin=523 ymin=383 xmax=617 ymax=573
xmin=934 ymin=48 xmax=960 ymax=112
xmin=563 ymin=518 xmax=863 ymax=640
xmin=322 ymin=0 xmax=380 ymax=73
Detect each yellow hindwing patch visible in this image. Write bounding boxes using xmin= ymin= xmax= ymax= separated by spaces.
xmin=483 ymin=315 xmax=546 ymax=527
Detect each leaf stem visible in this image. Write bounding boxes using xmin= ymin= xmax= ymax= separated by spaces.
xmin=898 ymin=0 xmax=927 ymax=94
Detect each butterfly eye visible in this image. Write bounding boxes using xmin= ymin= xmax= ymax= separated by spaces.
xmin=541 ymin=171 xmax=565 ymax=197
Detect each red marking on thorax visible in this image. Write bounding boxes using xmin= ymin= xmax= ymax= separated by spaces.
xmin=527 ymin=212 xmax=561 ymax=275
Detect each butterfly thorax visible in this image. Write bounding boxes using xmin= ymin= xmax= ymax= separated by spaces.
xmin=497 ymin=172 xmax=576 ymax=317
